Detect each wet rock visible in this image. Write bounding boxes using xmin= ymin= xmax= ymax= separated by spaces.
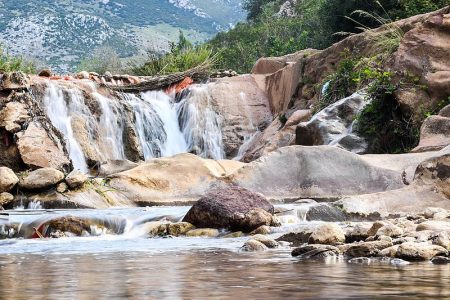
xmin=0 ymin=101 xmax=30 ymax=133
xmin=167 ymin=222 xmax=195 ymax=236
xmin=56 ymin=182 xmax=68 ymax=193
xmin=431 ymin=256 xmax=450 ymax=265
xmin=1 ymin=72 xmax=30 ymax=90
xmin=42 ymin=216 xmax=106 ymax=237
xmin=379 ymin=245 xmax=400 ymax=258
xmin=432 ymin=232 xmax=450 ymax=250
xmin=296 ymin=92 xmax=370 ymax=154
xmin=292 ymin=244 xmax=340 ymax=259
xmin=251 ymin=234 xmax=279 ymax=248
xmin=250 ymin=225 xmax=271 ymax=235
xmin=348 ymin=257 xmax=372 ymax=265
xmin=276 ymin=230 xmax=312 ymax=247
xmin=0 ymin=167 xmax=19 ymax=192
xmin=17 ymin=122 xmax=71 ymax=171
xmin=19 ymin=168 xmax=65 ymax=190
xmin=306 ymin=204 xmax=347 ymax=222
xmin=222 ymin=231 xmax=244 ymax=238
xmin=65 ymin=170 xmax=88 ymax=189
xmin=38 ymin=69 xmax=52 ymax=77
xmin=183 ymin=186 xmax=274 ymax=233
xmin=345 ymin=240 xmax=393 ymax=258
xmin=242 ymin=239 xmax=268 ymax=252
xmin=308 ymin=223 xmax=345 ymax=245
xmin=416 ymin=221 xmax=450 ymax=232
xmin=0 ymin=192 xmax=14 ymax=206
xmin=396 ymin=242 xmax=448 ymax=261
xmin=346 ymin=223 xmax=372 ymax=243
xmin=147 ymin=222 xmax=168 ymax=236
xmin=376 ymin=224 xmax=404 ymax=238
xmin=186 ymin=228 xmax=220 ymax=238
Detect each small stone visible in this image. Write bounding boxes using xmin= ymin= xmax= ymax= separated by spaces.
xmin=0 ymin=167 xmax=19 ymax=193
xmin=186 ymin=228 xmax=220 ymax=238
xmin=308 ymin=223 xmax=345 ymax=245
xmin=346 ymin=223 xmax=372 ymax=242
xmin=345 ymin=240 xmax=393 ymax=258
xmin=276 ymin=230 xmax=312 ymax=247
xmin=0 ymin=192 xmax=14 ymax=206
xmin=38 ymin=69 xmax=52 ymax=77
xmin=251 ymin=234 xmax=279 ymax=248
xmin=431 ymin=256 xmax=450 ymax=265
xmin=65 ymin=170 xmax=88 ymax=189
xmin=56 ymin=182 xmax=68 ymax=193
xmin=241 ymin=239 xmax=268 ymax=252
xmin=250 ymin=225 xmax=271 ymax=235
xmin=432 ymin=232 xmax=450 ymax=250
xmin=292 ymin=244 xmax=339 ymax=259
xmin=167 ymin=222 xmax=195 ymax=236
xmin=379 ymin=245 xmax=400 ymax=258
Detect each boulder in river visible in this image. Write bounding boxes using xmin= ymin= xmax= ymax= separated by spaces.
xmin=241 ymin=239 xmax=268 ymax=252
xmin=0 ymin=167 xmax=19 ymax=192
xmin=308 ymin=223 xmax=346 ymax=245
xmin=0 ymin=192 xmax=14 ymax=207
xmin=182 ymin=186 xmax=275 ymax=233
xmin=395 ymin=242 xmax=448 ymax=261
xmin=292 ymin=244 xmax=340 ymax=259
xmin=19 ymin=168 xmax=65 ymax=190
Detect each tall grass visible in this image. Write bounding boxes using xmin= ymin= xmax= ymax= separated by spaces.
xmin=0 ymin=46 xmax=36 ymax=74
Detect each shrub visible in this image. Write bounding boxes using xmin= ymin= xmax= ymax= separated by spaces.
xmin=77 ymin=46 xmax=122 ymax=74
xmin=0 ymin=46 xmax=36 ymax=74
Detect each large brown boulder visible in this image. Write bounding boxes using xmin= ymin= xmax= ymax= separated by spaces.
xmin=412 ymin=115 xmax=450 ymax=153
xmin=0 ymin=101 xmax=30 ymax=133
xmin=17 ymin=122 xmax=71 ymax=171
xmin=0 ymin=167 xmax=19 ymax=192
xmin=182 ymin=186 xmax=275 ymax=233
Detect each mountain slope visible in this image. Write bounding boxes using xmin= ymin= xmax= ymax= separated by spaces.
xmin=0 ymin=0 xmax=244 ymax=72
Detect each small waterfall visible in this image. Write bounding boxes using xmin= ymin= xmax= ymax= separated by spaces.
xmin=234 ymin=92 xmax=259 ymax=160
xmin=177 ymin=85 xmax=225 ymax=160
xmin=94 ymin=93 xmax=126 ymax=160
xmin=43 ymin=83 xmax=88 ymax=172
xmin=141 ymin=91 xmax=188 ymax=157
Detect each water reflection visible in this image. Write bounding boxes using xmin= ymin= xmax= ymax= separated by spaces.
xmin=0 ymin=250 xmax=449 ymax=299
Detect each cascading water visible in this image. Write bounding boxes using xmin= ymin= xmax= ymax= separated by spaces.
xmin=43 ymin=83 xmax=88 ymax=172
xmin=177 ymin=85 xmax=225 ymax=160
xmin=234 ymin=92 xmax=259 ymax=160
xmin=40 ymin=81 xmax=225 ymax=170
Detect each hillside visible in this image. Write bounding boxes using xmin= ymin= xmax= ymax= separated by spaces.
xmin=0 ymin=0 xmax=244 ymax=72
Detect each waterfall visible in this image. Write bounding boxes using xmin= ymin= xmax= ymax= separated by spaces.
xmin=40 ymin=81 xmax=225 ymax=170
xmin=43 ymin=83 xmax=88 ymax=172
xmin=234 ymin=92 xmax=259 ymax=160
xmin=177 ymin=85 xmax=225 ymax=160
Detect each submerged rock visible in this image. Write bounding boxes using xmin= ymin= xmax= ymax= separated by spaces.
xmin=276 ymin=230 xmax=313 ymax=247
xmin=167 ymin=222 xmax=195 ymax=236
xmin=251 ymin=234 xmax=279 ymax=248
xmin=431 ymin=256 xmax=450 ymax=265
xmin=182 ymin=186 xmax=274 ymax=233
xmin=19 ymin=168 xmax=65 ymax=190
xmin=0 ymin=167 xmax=19 ymax=193
xmin=185 ymin=228 xmax=220 ymax=238
xmin=241 ymin=239 xmax=268 ymax=252
xmin=308 ymin=223 xmax=345 ymax=245
xmin=292 ymin=244 xmax=339 ymax=259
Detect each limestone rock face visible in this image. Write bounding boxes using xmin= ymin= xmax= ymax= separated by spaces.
xmin=197 ymin=76 xmax=273 ymax=157
xmin=413 ymin=115 xmax=450 ymax=153
xmin=0 ymin=167 xmax=19 ymax=192
xmin=1 ymin=72 xmax=30 ymax=90
xmin=0 ymin=102 xmax=30 ymax=133
xmin=183 ymin=186 xmax=274 ymax=233
xmin=17 ymin=122 xmax=71 ymax=171
xmin=308 ymin=223 xmax=345 ymax=245
xmin=296 ymin=93 xmax=370 ymax=154
xmin=393 ymin=11 xmax=450 ymax=118
xmin=108 ymin=153 xmax=245 ymax=205
xmin=19 ymin=168 xmax=65 ymax=190
xmin=232 ymin=146 xmax=404 ymax=200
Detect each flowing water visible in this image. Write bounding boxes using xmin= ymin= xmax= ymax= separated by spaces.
xmin=0 ymin=206 xmax=449 ymax=299
xmin=39 ymin=82 xmax=225 ymax=169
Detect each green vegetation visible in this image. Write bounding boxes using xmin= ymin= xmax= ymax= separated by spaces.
xmin=131 ymin=32 xmax=216 ymax=76
xmin=0 ymin=47 xmax=35 ymax=73
xmin=207 ymin=0 xmax=448 ymax=73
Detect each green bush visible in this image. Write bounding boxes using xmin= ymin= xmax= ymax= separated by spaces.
xmin=77 ymin=46 xmax=122 ymax=74
xmin=0 ymin=47 xmax=36 ymax=74
xmin=132 ymin=31 xmax=215 ymax=76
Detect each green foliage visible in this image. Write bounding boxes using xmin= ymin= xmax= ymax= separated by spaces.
xmin=131 ymin=32 xmax=215 ymax=76
xmin=77 ymin=46 xmax=122 ymax=74
xmin=355 ymin=71 xmax=419 ymax=153
xmin=398 ymin=0 xmax=449 ymax=17
xmin=0 ymin=47 xmax=36 ymax=74
xmin=423 ymin=96 xmax=450 ymax=118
